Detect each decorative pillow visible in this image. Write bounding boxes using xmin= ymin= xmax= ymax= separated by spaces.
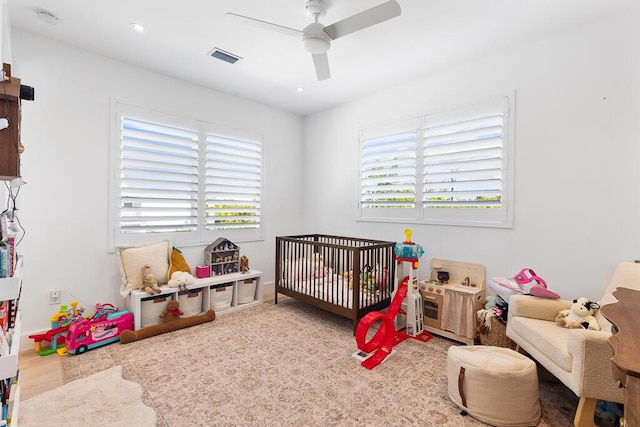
xmin=118 ymin=240 xmax=171 ymax=297
xmin=168 ymin=247 xmax=192 ymax=279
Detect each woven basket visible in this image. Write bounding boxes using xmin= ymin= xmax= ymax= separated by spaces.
xmin=477 ymin=316 xmax=517 ymax=350
xmin=140 ymin=295 xmax=169 ymax=328
xmin=210 ymin=282 xmax=234 ymax=311
xmin=178 ymin=289 xmax=203 ymax=317
xmin=238 ymin=279 xmax=256 ymax=304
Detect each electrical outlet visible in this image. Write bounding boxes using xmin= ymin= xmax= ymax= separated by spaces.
xmin=49 ymin=288 xmax=60 ymax=305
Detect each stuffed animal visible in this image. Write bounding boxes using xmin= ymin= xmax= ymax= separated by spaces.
xmin=372 ymin=264 xmax=389 ymax=287
xmin=159 ymin=300 xmax=183 ymax=323
xmin=555 ymin=297 xmax=601 ymax=330
xmin=139 ymin=264 xmax=162 ymax=295
xmin=240 ymin=255 xmax=250 ymax=274
xmin=168 ymin=270 xmax=196 ymax=291
xmin=482 ymin=295 xmax=508 ymax=322
xmin=345 ymin=270 xmax=354 ymax=289
xmin=167 ymin=247 xmax=192 ymax=280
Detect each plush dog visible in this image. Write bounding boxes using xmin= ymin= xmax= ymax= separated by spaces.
xmin=159 ymin=300 xmax=183 ymax=323
xmin=555 ymin=297 xmax=601 ymax=330
xmin=168 ymin=270 xmax=196 ymax=291
xmin=139 ymin=264 xmax=162 ymax=295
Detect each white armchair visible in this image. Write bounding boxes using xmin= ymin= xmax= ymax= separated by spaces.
xmin=506 ymin=261 xmax=640 ymax=427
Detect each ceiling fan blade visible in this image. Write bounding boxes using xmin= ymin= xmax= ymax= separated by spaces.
xmin=225 ymin=12 xmax=302 ymax=38
xmin=323 ymin=0 xmax=401 ymax=40
xmin=312 ymin=53 xmax=331 ymax=81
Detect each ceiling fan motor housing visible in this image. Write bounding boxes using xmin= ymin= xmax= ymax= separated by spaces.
xmin=302 ymin=22 xmax=331 ymax=54
xmin=305 ymin=0 xmax=328 ymax=19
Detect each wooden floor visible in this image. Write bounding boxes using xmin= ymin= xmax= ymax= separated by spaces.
xmin=17 ymin=349 xmax=65 ymax=400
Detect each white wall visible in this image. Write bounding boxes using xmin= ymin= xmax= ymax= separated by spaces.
xmin=302 ymin=10 xmax=640 ymax=300
xmin=9 ymin=7 xmax=640 ymax=342
xmin=11 ymin=30 xmax=304 ymax=337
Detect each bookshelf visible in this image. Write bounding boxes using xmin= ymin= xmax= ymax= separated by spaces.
xmin=0 ymin=255 xmax=22 ymax=426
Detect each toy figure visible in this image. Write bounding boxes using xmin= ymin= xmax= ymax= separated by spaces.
xmin=139 ymin=264 xmax=162 ymax=295
xmin=240 ymin=255 xmax=250 ymax=273
xmin=159 ymin=300 xmax=183 ymax=323
xmin=555 ymin=297 xmax=600 ymax=330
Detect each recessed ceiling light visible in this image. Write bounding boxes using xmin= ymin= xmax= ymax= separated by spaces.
xmin=36 ymin=9 xmax=59 ymax=25
xmin=297 ymin=87 xmax=304 ymax=92
xmin=131 ymin=23 xmax=147 ymax=33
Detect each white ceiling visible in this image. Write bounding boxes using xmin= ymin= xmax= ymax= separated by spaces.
xmin=6 ymin=0 xmax=638 ymax=116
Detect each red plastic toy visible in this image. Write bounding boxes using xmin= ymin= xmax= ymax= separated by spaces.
xmin=355 ymin=229 xmax=432 ymax=370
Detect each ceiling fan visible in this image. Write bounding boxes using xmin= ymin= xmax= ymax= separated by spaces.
xmin=226 ymin=0 xmax=401 ymax=81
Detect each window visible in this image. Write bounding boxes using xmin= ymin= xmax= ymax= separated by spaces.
xmin=204 ymin=132 xmax=262 ymax=232
xmin=360 ymin=119 xmax=419 ymax=220
xmin=110 ymin=103 xmax=263 ymax=248
xmin=119 ymin=117 xmax=200 ymax=235
xmin=359 ymin=93 xmax=514 ymax=227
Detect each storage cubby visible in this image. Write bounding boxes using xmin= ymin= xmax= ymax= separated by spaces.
xmin=126 ymin=269 xmax=262 ymax=330
xmin=210 ymin=282 xmax=234 ymax=311
xmin=178 ymin=288 xmax=204 ymax=317
xmin=237 ymin=279 xmax=257 ymax=304
xmin=140 ymin=294 xmax=172 ymax=328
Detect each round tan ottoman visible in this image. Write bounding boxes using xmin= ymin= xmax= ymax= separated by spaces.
xmin=447 ymin=345 xmax=541 ymax=427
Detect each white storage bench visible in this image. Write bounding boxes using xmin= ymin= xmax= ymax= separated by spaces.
xmin=127 ymin=270 xmax=263 ymax=330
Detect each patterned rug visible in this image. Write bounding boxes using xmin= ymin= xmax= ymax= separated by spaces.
xmin=61 ymin=298 xmax=579 ymax=426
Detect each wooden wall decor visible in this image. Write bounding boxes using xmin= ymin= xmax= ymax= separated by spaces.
xmin=0 ymin=63 xmax=21 ymax=180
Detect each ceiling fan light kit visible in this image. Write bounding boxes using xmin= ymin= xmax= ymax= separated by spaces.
xmin=227 ymin=0 xmax=401 ymax=81
xmin=302 ymin=23 xmax=331 ymax=54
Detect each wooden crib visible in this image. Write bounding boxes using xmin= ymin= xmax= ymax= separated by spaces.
xmin=275 ymin=234 xmax=396 ymax=332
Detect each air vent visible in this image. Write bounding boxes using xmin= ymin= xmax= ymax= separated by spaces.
xmin=208 ymin=48 xmax=242 ymax=64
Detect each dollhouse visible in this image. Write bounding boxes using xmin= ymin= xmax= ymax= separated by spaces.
xmin=204 ymin=238 xmax=240 ymax=277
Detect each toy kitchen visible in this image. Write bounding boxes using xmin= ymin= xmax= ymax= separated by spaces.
xmin=419 ymin=258 xmax=486 ymax=345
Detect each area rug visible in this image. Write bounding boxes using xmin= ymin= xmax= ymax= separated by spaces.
xmin=60 ymin=298 xmax=580 ymax=426
xmin=19 ymin=365 xmax=156 ymax=427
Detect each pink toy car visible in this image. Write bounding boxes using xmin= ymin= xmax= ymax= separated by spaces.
xmin=65 ymin=310 xmax=133 ymax=355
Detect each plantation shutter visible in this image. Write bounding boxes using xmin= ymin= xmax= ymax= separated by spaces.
xmin=205 ymin=132 xmax=262 ymax=231
xmin=358 ymin=94 xmax=513 ymax=227
xmin=119 ymin=117 xmax=199 ymax=234
xmin=360 ymin=120 xmax=418 ymax=215
xmin=422 ymin=111 xmax=504 ymax=209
